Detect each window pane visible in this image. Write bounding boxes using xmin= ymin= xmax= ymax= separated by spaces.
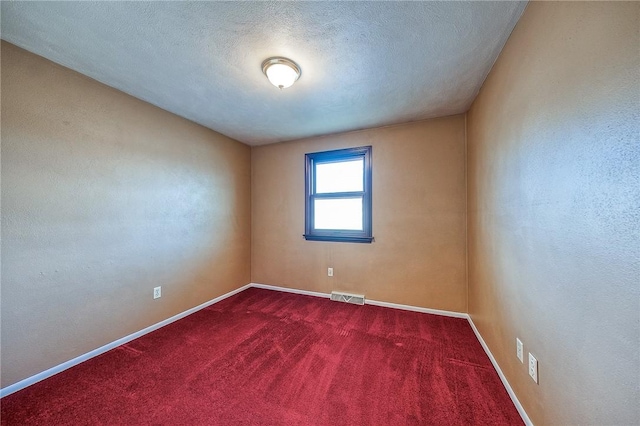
xmin=316 ymin=159 xmax=363 ymax=193
xmin=314 ymin=198 xmax=363 ymax=230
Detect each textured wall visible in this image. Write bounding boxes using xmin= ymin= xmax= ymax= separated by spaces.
xmin=252 ymin=116 xmax=467 ymax=312
xmin=467 ymin=2 xmax=639 ymax=425
xmin=0 ymin=42 xmax=251 ymax=388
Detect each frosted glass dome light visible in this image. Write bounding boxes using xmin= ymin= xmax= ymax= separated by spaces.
xmin=262 ymin=57 xmax=301 ymax=89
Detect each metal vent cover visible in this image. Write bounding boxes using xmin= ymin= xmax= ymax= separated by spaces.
xmin=330 ymin=291 xmax=365 ymax=306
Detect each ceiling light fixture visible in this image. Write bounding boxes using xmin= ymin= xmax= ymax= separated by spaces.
xmin=261 ymin=57 xmax=301 ymax=89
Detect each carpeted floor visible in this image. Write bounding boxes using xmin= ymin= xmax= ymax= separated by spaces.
xmin=1 ymin=287 xmax=523 ymax=425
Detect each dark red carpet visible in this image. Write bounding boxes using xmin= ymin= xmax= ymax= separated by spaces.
xmin=1 ymin=288 xmax=522 ymax=425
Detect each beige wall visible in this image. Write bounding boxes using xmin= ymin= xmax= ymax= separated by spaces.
xmin=252 ymin=116 xmax=467 ymax=312
xmin=467 ymin=2 xmax=639 ymax=425
xmin=0 ymin=42 xmax=251 ymax=388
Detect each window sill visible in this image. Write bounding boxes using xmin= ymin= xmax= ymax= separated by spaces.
xmin=303 ymin=235 xmax=374 ymax=244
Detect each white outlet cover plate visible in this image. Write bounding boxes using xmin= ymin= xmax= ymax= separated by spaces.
xmin=516 ymin=338 xmax=524 ymax=363
xmin=328 ymin=268 xmax=333 ymax=277
xmin=528 ymin=353 xmax=538 ymax=383
xmin=153 ymin=286 xmax=161 ymax=299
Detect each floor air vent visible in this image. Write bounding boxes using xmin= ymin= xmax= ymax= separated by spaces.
xmin=330 ymin=291 xmax=365 ymax=306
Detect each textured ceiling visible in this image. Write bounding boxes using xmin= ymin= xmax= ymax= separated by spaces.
xmin=1 ymin=1 xmax=526 ymax=146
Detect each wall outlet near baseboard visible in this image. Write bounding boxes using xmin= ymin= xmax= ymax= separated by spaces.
xmin=327 ymin=267 xmax=333 ymax=277
xmin=153 ymin=286 xmax=161 ymax=299
xmin=528 ymin=352 xmax=538 ymax=383
xmin=516 ymin=338 xmax=524 ymax=362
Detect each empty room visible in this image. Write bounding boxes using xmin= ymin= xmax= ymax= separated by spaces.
xmin=1 ymin=1 xmax=638 ymax=425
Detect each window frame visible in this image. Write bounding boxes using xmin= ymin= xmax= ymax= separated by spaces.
xmin=304 ymin=146 xmax=373 ymax=243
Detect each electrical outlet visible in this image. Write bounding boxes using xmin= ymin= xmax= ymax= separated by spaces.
xmin=327 ymin=267 xmax=333 ymax=277
xmin=153 ymin=286 xmax=161 ymax=299
xmin=528 ymin=353 xmax=538 ymax=383
xmin=516 ymin=338 xmax=524 ymax=363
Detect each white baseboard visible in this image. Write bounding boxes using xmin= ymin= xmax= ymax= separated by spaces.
xmin=467 ymin=316 xmax=533 ymax=426
xmin=365 ymin=298 xmax=467 ymax=318
xmin=0 ymin=283 xmax=252 ymax=398
xmin=1 ymin=281 xmax=533 ymax=426
xmin=250 ymin=282 xmax=467 ymax=318
xmin=250 ymin=282 xmax=331 ymax=299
